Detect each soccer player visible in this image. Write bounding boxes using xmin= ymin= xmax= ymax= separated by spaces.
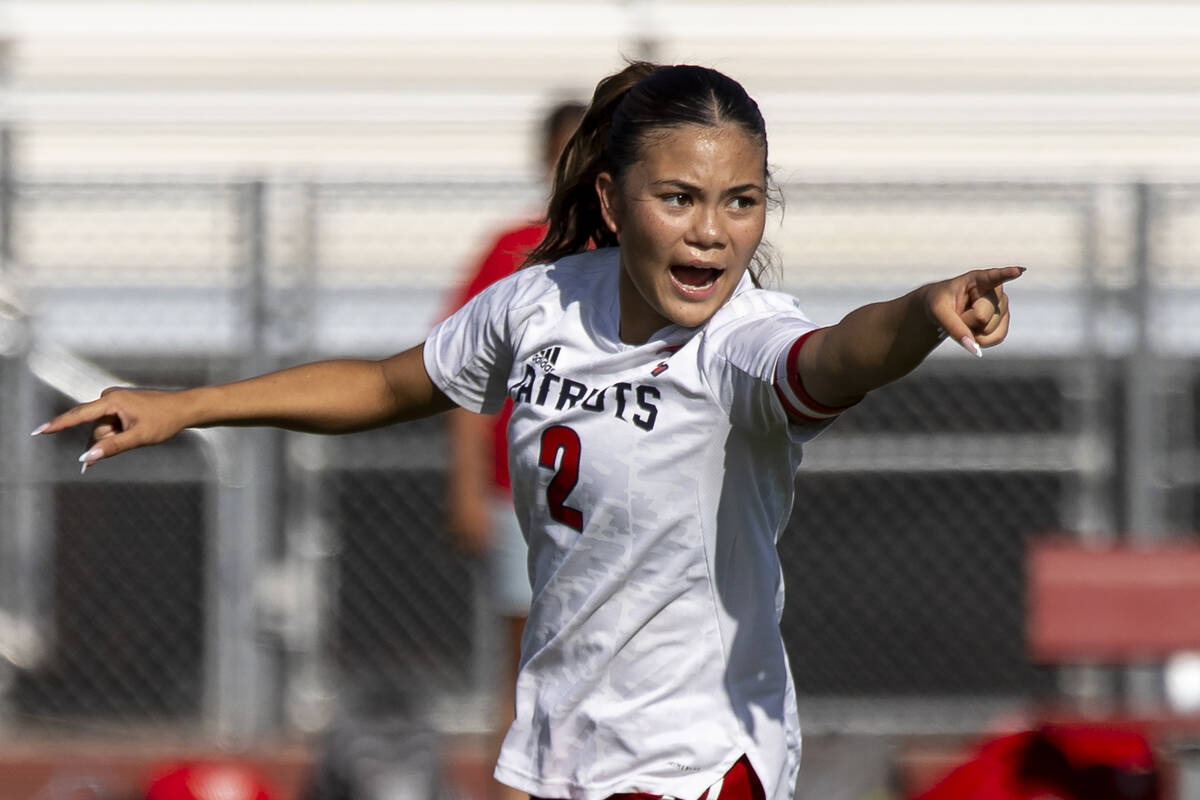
xmin=37 ymin=62 xmax=1020 ymax=800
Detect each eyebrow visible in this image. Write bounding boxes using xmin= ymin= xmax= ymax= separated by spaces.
xmin=651 ymin=179 xmax=766 ymax=196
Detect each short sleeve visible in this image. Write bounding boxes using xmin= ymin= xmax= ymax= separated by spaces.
xmin=424 ymin=278 xmax=516 ymax=414
xmin=701 ymin=295 xmax=852 ymax=440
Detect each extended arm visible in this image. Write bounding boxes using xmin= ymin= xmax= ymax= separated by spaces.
xmin=797 ymin=266 xmax=1023 ymax=408
xmin=36 ymin=343 xmax=456 ymax=468
xmin=445 ymin=408 xmax=497 ymax=555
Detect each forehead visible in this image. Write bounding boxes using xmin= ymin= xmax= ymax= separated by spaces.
xmin=631 ymin=124 xmax=766 ymax=184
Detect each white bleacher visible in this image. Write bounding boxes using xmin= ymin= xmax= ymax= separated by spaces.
xmin=4 ymin=2 xmax=1200 ymax=177
xmin=1 ymin=2 xmax=1197 ymax=355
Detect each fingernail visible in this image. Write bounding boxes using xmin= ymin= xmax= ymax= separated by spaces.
xmin=30 ymin=423 xmax=49 ymax=436
xmin=80 ymin=461 xmax=88 ymax=475
xmin=960 ymin=335 xmax=982 ymax=358
xmin=77 ymin=448 xmax=103 ymax=464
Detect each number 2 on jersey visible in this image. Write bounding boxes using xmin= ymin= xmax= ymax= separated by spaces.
xmin=539 ymin=425 xmax=584 ymax=532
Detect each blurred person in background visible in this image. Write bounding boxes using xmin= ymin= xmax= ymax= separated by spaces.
xmin=38 ymin=62 xmax=1021 ymax=800
xmin=910 ymin=723 xmax=1160 ymax=800
xmin=443 ymin=99 xmax=584 ymax=800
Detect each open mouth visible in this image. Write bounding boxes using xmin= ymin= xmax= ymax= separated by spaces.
xmin=669 ymin=264 xmax=722 ymax=295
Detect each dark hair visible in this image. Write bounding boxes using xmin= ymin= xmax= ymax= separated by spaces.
xmin=524 ymin=62 xmax=777 ymax=283
xmin=540 ymin=100 xmax=586 ymax=168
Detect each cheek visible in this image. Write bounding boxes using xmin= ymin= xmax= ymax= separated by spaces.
xmin=734 ymin=217 xmax=766 ymax=252
xmin=624 ymin=211 xmax=683 ymax=253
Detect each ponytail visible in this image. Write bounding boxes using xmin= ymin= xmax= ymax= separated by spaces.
xmin=523 ymin=61 xmax=659 ymax=269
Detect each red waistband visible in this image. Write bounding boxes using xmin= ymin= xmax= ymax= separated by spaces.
xmin=534 ymin=754 xmax=764 ymax=800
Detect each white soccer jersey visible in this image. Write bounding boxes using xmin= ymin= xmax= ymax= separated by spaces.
xmin=423 ymin=248 xmax=842 ymax=800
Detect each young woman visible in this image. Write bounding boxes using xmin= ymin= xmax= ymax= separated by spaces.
xmin=37 ymin=62 xmax=1020 ymax=800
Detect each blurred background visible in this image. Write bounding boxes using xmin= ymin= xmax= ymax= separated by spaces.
xmin=1 ymin=1 xmax=1199 ymax=798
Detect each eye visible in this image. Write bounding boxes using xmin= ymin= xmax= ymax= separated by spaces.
xmin=728 ymin=195 xmax=758 ymax=211
xmin=661 ymin=193 xmax=691 ymax=207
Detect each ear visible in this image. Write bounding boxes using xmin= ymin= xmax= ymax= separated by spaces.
xmin=595 ymin=171 xmax=620 ymax=236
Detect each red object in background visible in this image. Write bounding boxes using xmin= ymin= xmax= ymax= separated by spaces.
xmin=144 ymin=762 xmax=276 ymax=800
xmin=912 ymin=723 xmax=1160 ymax=800
xmin=1029 ymin=542 xmax=1200 ymax=662
xmin=445 ymin=221 xmax=547 ymax=494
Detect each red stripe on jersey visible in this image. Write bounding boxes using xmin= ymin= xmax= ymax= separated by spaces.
xmin=773 ymin=382 xmax=827 ymax=424
xmin=775 ymin=328 xmax=855 ymax=424
xmin=784 ymin=330 xmax=849 ymax=415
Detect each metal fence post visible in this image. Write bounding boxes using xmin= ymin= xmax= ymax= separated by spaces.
xmin=278 ymin=182 xmax=337 ymax=734
xmin=1125 ymin=183 xmax=1167 ymax=540
xmin=0 ymin=313 xmax=51 ymax=729
xmin=0 ymin=134 xmax=52 ymax=729
xmin=205 ymin=179 xmax=279 ymax=742
xmin=1072 ymin=183 xmax=1119 ymax=541
xmin=1123 ymin=182 xmax=1170 ymax=712
xmin=1053 ymin=185 xmax=1121 ymax=709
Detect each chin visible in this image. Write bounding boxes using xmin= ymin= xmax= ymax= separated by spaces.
xmin=667 ymin=302 xmax=722 ymax=329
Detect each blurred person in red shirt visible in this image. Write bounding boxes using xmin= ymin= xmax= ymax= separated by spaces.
xmin=911 ymin=723 xmax=1160 ymax=800
xmin=443 ymin=98 xmax=584 ymax=800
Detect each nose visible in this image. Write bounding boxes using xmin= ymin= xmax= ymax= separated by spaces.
xmin=686 ymin=205 xmax=725 ymax=250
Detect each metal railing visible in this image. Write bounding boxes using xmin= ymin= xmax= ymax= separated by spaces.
xmin=0 ymin=176 xmax=1197 ymax=746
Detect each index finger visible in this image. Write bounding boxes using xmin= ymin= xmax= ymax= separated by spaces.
xmin=32 ymin=397 xmax=115 ymax=437
xmin=971 ymin=265 xmax=1026 ymax=292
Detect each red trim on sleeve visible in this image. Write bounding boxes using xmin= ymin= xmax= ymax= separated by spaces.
xmin=773 ymin=382 xmax=821 ymax=423
xmin=785 ymin=330 xmax=849 ymax=415
xmin=774 ymin=327 xmax=856 ymax=424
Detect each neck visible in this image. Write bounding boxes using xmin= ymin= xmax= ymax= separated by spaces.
xmin=617 ymin=264 xmax=670 ymax=345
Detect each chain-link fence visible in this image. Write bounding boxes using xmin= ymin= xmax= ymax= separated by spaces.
xmin=1 ymin=177 xmax=1198 ymax=751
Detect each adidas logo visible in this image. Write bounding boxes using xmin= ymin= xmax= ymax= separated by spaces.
xmin=531 ymin=346 xmax=561 ymax=373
